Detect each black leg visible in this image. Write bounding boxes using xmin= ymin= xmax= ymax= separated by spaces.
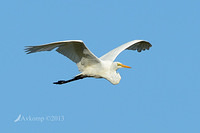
xmin=53 ymin=74 xmax=87 ymax=85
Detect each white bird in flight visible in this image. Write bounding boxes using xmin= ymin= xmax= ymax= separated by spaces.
xmin=25 ymin=40 xmax=152 ymax=85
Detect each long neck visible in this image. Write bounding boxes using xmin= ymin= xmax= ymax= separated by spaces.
xmin=107 ymin=72 xmax=121 ymax=85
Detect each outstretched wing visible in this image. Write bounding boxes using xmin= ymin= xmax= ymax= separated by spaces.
xmin=100 ymin=40 xmax=152 ymax=62
xmin=25 ymin=40 xmax=100 ymax=65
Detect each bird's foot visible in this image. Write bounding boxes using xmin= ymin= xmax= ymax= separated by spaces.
xmin=53 ymin=80 xmax=66 ymax=85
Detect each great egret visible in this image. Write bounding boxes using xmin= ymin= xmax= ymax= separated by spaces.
xmin=25 ymin=40 xmax=152 ymax=85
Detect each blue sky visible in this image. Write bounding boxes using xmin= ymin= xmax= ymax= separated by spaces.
xmin=1 ymin=0 xmax=200 ymax=132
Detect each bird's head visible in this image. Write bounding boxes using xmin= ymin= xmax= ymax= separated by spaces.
xmin=113 ymin=62 xmax=131 ymax=70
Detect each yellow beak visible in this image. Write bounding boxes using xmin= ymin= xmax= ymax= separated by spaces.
xmin=119 ymin=63 xmax=131 ymax=68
